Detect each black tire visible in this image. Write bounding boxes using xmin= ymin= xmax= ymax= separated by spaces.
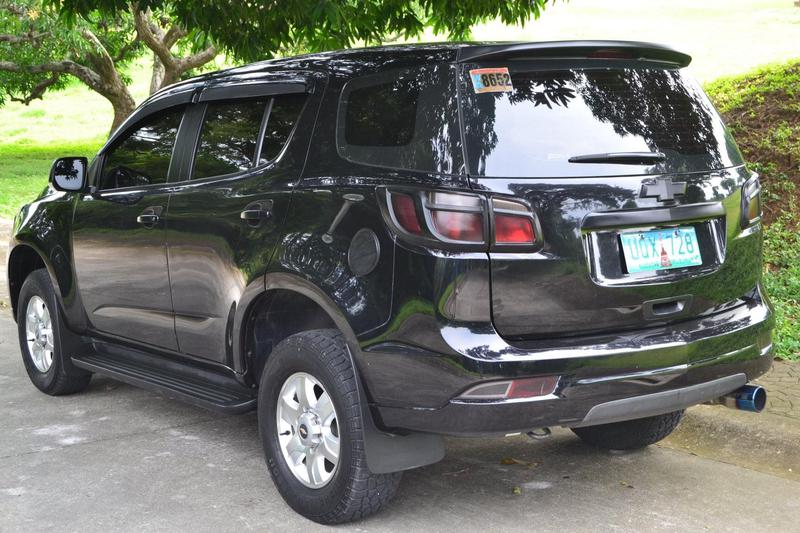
xmin=572 ymin=410 xmax=684 ymax=450
xmin=16 ymin=269 xmax=92 ymax=395
xmin=258 ymin=329 xmax=402 ymax=524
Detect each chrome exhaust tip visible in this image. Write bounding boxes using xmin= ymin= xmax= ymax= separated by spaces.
xmin=710 ymin=384 xmax=767 ymax=413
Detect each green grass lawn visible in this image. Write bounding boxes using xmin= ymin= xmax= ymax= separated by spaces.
xmin=0 ymin=141 xmax=101 ymax=218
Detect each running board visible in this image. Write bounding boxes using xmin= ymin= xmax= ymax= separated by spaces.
xmin=72 ymin=350 xmax=256 ymax=414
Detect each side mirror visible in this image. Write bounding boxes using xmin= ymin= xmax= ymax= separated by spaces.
xmin=50 ymin=157 xmax=88 ymax=192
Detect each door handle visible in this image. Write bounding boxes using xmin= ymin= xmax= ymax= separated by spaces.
xmin=137 ymin=206 xmax=163 ymax=228
xmin=240 ymin=200 xmax=273 ymax=226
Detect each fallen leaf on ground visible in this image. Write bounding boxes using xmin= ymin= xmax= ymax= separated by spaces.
xmin=500 ymin=457 xmax=541 ymax=469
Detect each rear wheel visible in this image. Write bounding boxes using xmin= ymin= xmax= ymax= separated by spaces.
xmin=572 ymin=410 xmax=684 ymax=450
xmin=17 ymin=269 xmax=92 ymax=395
xmin=258 ymin=329 xmax=402 ymax=524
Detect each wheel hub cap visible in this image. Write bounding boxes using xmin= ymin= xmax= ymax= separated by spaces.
xmin=25 ymin=295 xmax=54 ymax=373
xmin=276 ymin=372 xmax=340 ymax=489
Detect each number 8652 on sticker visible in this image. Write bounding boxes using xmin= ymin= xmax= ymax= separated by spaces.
xmin=469 ymin=67 xmax=514 ymax=94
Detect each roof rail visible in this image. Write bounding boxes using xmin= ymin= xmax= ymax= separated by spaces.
xmin=457 ymin=40 xmax=691 ymax=67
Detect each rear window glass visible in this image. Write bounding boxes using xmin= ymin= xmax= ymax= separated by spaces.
xmin=337 ymin=64 xmax=462 ymax=174
xmin=460 ymin=64 xmax=743 ymax=177
xmin=194 ymin=98 xmax=269 ymax=179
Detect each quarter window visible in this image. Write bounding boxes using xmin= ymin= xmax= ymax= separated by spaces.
xmin=100 ymin=108 xmax=183 ymax=190
xmin=337 ymin=64 xmax=462 ymax=174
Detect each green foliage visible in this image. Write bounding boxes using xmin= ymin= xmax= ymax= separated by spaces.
xmin=0 ymin=0 xmax=141 ymax=105
xmin=52 ymin=0 xmax=554 ymax=62
xmin=705 ymin=60 xmax=800 ymax=114
xmin=706 ymin=58 xmax=800 ymax=361
xmin=763 ymin=211 xmax=800 ymax=361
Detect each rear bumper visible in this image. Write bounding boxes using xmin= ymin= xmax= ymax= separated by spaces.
xmin=365 ymin=288 xmax=774 ymax=437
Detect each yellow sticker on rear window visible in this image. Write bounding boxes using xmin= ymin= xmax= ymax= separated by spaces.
xmin=469 ymin=67 xmax=513 ymax=93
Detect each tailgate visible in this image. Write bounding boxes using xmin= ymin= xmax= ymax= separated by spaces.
xmin=458 ymin=58 xmax=761 ymax=339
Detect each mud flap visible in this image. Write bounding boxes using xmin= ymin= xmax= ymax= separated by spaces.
xmin=346 ymin=347 xmax=445 ymax=474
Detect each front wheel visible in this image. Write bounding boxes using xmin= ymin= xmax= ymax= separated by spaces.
xmin=258 ymin=329 xmax=401 ymax=524
xmin=572 ymin=410 xmax=684 ymax=450
xmin=17 ymin=269 xmax=92 ymax=395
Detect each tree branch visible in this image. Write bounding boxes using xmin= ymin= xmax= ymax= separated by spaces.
xmin=112 ymin=38 xmax=138 ymax=63
xmin=132 ymin=5 xmax=176 ymax=70
xmin=8 ymin=73 xmax=61 ymax=104
xmin=163 ymin=24 xmax=186 ymax=48
xmin=175 ymin=45 xmax=217 ymax=72
xmin=0 ymin=31 xmax=50 ymax=44
xmin=0 ymin=59 xmax=104 ymax=91
xmin=80 ymin=28 xmax=116 ymax=73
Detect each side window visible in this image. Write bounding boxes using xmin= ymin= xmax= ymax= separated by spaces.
xmin=100 ymin=108 xmax=183 ymax=190
xmin=337 ymin=64 xmax=462 ymax=174
xmin=259 ymin=93 xmax=307 ymax=164
xmin=192 ymin=93 xmax=307 ymax=179
xmin=193 ymin=98 xmax=269 ymax=179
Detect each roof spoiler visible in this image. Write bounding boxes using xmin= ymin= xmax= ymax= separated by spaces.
xmin=456 ymin=41 xmax=692 ymax=67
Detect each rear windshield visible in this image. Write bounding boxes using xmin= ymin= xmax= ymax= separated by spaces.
xmin=460 ymin=63 xmax=743 ymax=177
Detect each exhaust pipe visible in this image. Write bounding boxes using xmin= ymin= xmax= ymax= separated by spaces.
xmin=709 ymin=384 xmax=767 ymax=413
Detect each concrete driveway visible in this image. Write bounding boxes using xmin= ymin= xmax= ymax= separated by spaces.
xmin=1 ymin=314 xmax=799 ymax=532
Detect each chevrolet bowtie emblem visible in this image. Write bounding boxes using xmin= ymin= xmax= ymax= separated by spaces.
xmin=640 ymin=177 xmax=687 ymax=202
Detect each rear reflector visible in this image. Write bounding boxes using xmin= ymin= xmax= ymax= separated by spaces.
xmin=457 ymin=376 xmax=559 ymax=401
xmin=391 ymin=193 xmax=422 ymax=235
xmin=494 ymin=214 xmax=534 ymax=244
xmin=507 ymin=376 xmax=559 ymax=399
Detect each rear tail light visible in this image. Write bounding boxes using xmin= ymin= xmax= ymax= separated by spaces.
xmin=385 ymin=189 xmax=540 ymax=250
xmin=390 ymin=193 xmax=423 ymax=235
xmin=741 ymin=175 xmax=761 ymax=228
xmin=457 ymin=376 xmax=559 ymax=401
xmin=492 ymin=198 xmax=536 ymax=244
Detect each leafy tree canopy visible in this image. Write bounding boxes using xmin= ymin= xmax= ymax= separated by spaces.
xmin=52 ymin=0 xmax=553 ymax=62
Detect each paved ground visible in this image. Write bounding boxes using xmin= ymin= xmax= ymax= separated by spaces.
xmin=2 ymin=316 xmax=800 ymax=532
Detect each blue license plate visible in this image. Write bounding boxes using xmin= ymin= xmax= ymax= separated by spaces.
xmin=619 ymin=227 xmax=702 ymax=273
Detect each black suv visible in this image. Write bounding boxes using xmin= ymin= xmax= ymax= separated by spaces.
xmin=8 ymin=41 xmax=773 ymax=523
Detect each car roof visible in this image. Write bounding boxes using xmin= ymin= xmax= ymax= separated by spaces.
xmin=152 ymin=40 xmax=691 ymax=98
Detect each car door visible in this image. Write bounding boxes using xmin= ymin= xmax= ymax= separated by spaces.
xmin=71 ymin=102 xmax=187 ymax=350
xmin=165 ymin=74 xmax=318 ymax=365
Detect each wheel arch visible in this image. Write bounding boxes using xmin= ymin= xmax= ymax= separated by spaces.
xmin=243 ymin=272 xmax=445 ymax=474
xmin=8 ymin=243 xmax=53 ymax=321
xmin=239 ymin=272 xmax=361 ymax=385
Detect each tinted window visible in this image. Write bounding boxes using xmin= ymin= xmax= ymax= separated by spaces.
xmin=338 ymin=64 xmax=462 ymax=174
xmin=100 ymin=108 xmax=183 ymax=190
xmin=460 ymin=64 xmax=743 ymax=177
xmin=259 ymin=94 xmax=306 ymax=164
xmin=193 ymin=98 xmax=269 ymax=179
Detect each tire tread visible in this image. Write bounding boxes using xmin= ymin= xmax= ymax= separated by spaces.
xmin=572 ymin=410 xmax=684 ymax=450
xmin=261 ymin=329 xmax=401 ymax=524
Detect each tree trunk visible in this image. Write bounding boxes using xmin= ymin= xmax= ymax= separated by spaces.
xmin=149 ymin=52 xmax=165 ymax=95
xmin=109 ymin=91 xmax=136 ymax=135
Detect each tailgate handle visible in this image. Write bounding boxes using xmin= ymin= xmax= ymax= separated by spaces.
xmin=643 ymin=295 xmax=693 ymax=320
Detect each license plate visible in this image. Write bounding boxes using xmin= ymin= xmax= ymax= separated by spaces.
xmin=619 ymin=227 xmax=702 ymax=273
